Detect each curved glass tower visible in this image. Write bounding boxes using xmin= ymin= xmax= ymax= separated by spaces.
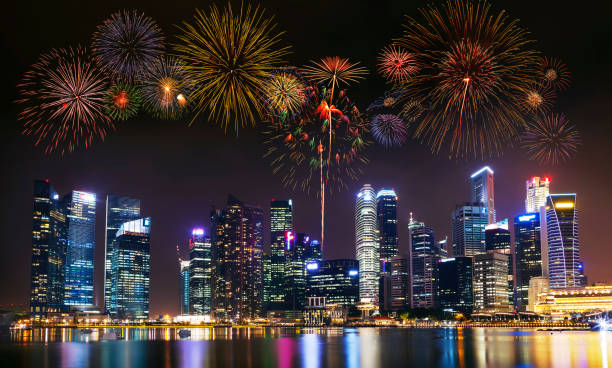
xmin=355 ymin=184 xmax=379 ymax=304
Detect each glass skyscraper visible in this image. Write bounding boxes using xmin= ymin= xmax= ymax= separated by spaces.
xmin=104 ymin=195 xmax=140 ymax=315
xmin=189 ymin=228 xmax=212 ymax=315
xmin=376 ymin=189 xmax=398 ymax=271
xmin=485 ymin=219 xmax=513 ymax=306
xmin=285 ymin=232 xmax=308 ymax=310
xmin=269 ymin=200 xmax=292 ymax=310
xmin=390 ymin=256 xmax=410 ymax=310
xmin=437 ymin=257 xmax=473 ymax=313
xmin=109 ymin=218 xmax=151 ymax=320
xmin=304 ymin=239 xmax=322 ymax=265
xmin=473 ymin=252 xmax=510 ymax=311
xmin=525 ymin=176 xmax=550 ymax=213
xmin=355 ymin=184 xmax=379 ymax=305
xmin=63 ymin=191 xmax=96 ymax=307
xmin=514 ymin=213 xmax=542 ymax=310
xmin=470 ymin=166 xmax=495 ymax=224
xmin=306 ymin=259 xmax=359 ymax=308
xmin=409 ymin=217 xmax=441 ymax=309
xmin=179 ymin=260 xmax=190 ymax=315
xmin=451 ymin=203 xmax=488 ymax=256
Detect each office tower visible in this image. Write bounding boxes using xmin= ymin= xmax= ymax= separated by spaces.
xmin=473 ymin=252 xmax=510 ymax=311
xmin=285 ymin=232 xmax=307 ymax=310
xmin=304 ymin=239 xmax=322 ymax=265
xmin=470 ymin=166 xmax=495 ymax=223
xmin=355 ymin=184 xmax=379 ymax=305
xmin=451 ymin=203 xmax=488 ymax=256
xmin=30 ymin=180 xmax=67 ymax=320
xmin=409 ymin=216 xmax=441 ymax=309
xmin=104 ymin=195 xmax=140 ymax=315
xmin=211 ymin=195 xmax=264 ymax=321
xmin=438 ymin=238 xmax=449 ymax=258
xmin=189 ymin=228 xmax=212 ymax=315
xmin=263 ymin=253 xmax=271 ymax=307
xmin=525 ymin=176 xmax=550 ymax=213
xmin=63 ymin=191 xmax=96 ymax=307
xmin=377 ymin=189 xmax=398 ymax=270
xmin=109 ymin=218 xmax=151 ymax=319
xmin=485 ymin=219 xmax=513 ymax=306
xmin=179 ymin=260 xmax=190 ymax=315
xmin=527 ymin=277 xmax=549 ymax=312
xmin=514 ymin=213 xmax=543 ymax=310
xmin=269 ymin=200 xmax=293 ymax=309
xmin=390 ymin=256 xmax=410 ymax=310
xmin=545 ymin=194 xmax=585 ymax=288
xmin=437 ymin=257 xmax=473 ymax=313
xmin=306 ymin=259 xmax=359 ymax=308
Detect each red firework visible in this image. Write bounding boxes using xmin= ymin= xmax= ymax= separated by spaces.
xmin=540 ymin=57 xmax=571 ymax=91
xmin=377 ymin=46 xmax=418 ymax=83
xmin=521 ymin=113 xmax=580 ymax=165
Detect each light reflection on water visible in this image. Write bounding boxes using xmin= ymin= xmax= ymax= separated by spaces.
xmin=1 ymin=327 xmax=611 ymax=368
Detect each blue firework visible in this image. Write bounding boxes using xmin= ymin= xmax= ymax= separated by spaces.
xmin=371 ymin=114 xmax=408 ymax=148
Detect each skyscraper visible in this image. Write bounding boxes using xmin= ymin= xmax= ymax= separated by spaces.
xmin=304 ymin=239 xmax=322 ymax=265
xmin=485 ymin=219 xmax=513 ymax=306
xmin=377 ymin=189 xmax=398 ymax=270
xmin=109 ymin=218 xmax=151 ymax=320
xmin=437 ymin=257 xmax=473 ymax=313
xmin=285 ymin=232 xmax=307 ymax=310
xmin=355 ymin=184 xmax=379 ymax=305
xmin=179 ymin=260 xmax=190 ymax=315
xmin=470 ymin=166 xmax=495 ymax=224
xmin=306 ymin=259 xmax=359 ymax=308
xmin=409 ymin=216 xmax=441 ymax=309
xmin=189 ymin=228 xmax=212 ymax=315
xmin=525 ymin=177 xmax=550 ymax=213
xmin=545 ymin=194 xmax=585 ymax=288
xmin=30 ymin=179 xmax=67 ymax=320
xmin=390 ymin=256 xmax=410 ymax=310
xmin=104 ymin=195 xmax=140 ymax=315
xmin=473 ymin=252 xmax=510 ymax=311
xmin=451 ymin=203 xmax=488 ymax=256
xmin=269 ymin=200 xmax=292 ymax=309
xmin=63 ymin=191 xmax=96 ymax=307
xmin=514 ymin=213 xmax=543 ymax=310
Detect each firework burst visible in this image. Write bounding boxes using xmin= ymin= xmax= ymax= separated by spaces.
xmin=92 ymin=10 xmax=165 ymax=82
xmin=522 ymin=83 xmax=556 ymax=114
xmin=521 ymin=113 xmax=580 ymax=165
xmin=262 ymin=67 xmax=308 ymax=123
xmin=540 ymin=57 xmax=571 ymax=91
xmin=397 ymin=0 xmax=539 ymax=158
xmin=377 ymin=45 xmax=418 ymax=83
xmin=140 ymin=56 xmax=194 ymax=119
xmin=104 ymin=82 xmax=142 ymax=120
xmin=174 ymin=3 xmax=289 ymax=133
xmin=16 ymin=46 xmax=112 ymax=155
xmin=367 ymin=89 xmax=406 ymax=113
xmin=371 ymin=114 xmax=408 ymax=148
xmin=302 ymin=57 xmax=367 ymax=93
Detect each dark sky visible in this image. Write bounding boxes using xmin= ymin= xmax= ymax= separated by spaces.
xmin=2 ymin=1 xmax=611 ymax=316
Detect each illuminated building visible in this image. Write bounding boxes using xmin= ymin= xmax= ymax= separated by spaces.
xmin=485 ymin=219 xmax=513 ymax=306
xmin=355 ymin=184 xmax=380 ymax=305
xmin=30 ymin=179 xmax=67 ymax=320
xmin=437 ymin=257 xmax=473 ymax=313
xmin=189 ymin=228 xmax=211 ymax=315
xmin=210 ymin=195 xmax=264 ymax=321
xmin=377 ymin=189 xmax=398 ymax=270
xmin=109 ymin=218 xmax=151 ymax=320
xmin=390 ymin=256 xmax=410 ymax=310
xmin=534 ymin=285 xmax=612 ymax=318
xmin=545 ymin=194 xmax=585 ymax=288
xmin=306 ymin=259 xmax=359 ymax=308
xmin=527 ymin=276 xmax=549 ymax=312
xmin=304 ymin=239 xmax=322 ymax=265
xmin=179 ymin=260 xmax=190 ymax=315
xmin=451 ymin=203 xmax=488 ymax=256
xmin=63 ymin=190 xmax=96 ymax=307
xmin=269 ymin=199 xmax=293 ymax=310
xmin=515 ymin=213 xmax=543 ymax=310
xmin=409 ymin=215 xmax=442 ymax=308
xmin=525 ymin=176 xmax=550 ymax=213
xmin=470 ymin=166 xmax=495 ymax=224
xmin=285 ymin=232 xmax=308 ymax=310
xmin=473 ymin=252 xmax=511 ymax=311
xmin=104 ymin=195 xmax=140 ymax=315
xmin=263 ymin=253 xmax=271 ymax=306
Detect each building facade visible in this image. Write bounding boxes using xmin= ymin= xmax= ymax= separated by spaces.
xmin=451 ymin=203 xmax=488 ymax=257
xmin=470 ymin=166 xmax=495 ymax=224
xmin=473 ymin=252 xmax=510 ymax=311
xmin=525 ymin=177 xmax=550 ymax=213
xmin=285 ymin=232 xmax=307 ymax=310
xmin=269 ymin=200 xmax=293 ymax=309
xmin=390 ymin=256 xmax=410 ymax=310
xmin=437 ymin=257 xmax=473 ymax=313
xmin=355 ymin=185 xmax=379 ymax=305
xmin=514 ymin=213 xmax=543 ymax=310
xmin=485 ymin=219 xmax=513 ymax=307
xmin=189 ymin=228 xmax=212 ymax=315
xmin=306 ymin=259 xmax=359 ymax=308
xmin=409 ymin=218 xmax=440 ymax=309
xmin=179 ymin=260 xmax=190 ymax=315
xmin=377 ymin=189 xmax=398 ymax=270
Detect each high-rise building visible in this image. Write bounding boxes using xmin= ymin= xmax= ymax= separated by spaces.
xmin=306 ymin=259 xmax=359 ymax=308
xmin=545 ymin=194 xmax=585 ymax=288
xmin=390 ymin=256 xmax=410 ymax=310
xmin=473 ymin=252 xmax=510 ymax=311
xmin=210 ymin=196 xmax=264 ymax=321
xmin=527 ymin=276 xmax=549 ymax=312
xmin=470 ymin=166 xmax=495 ymax=224
xmin=409 ymin=216 xmax=441 ymax=309
xmin=63 ymin=191 xmax=96 ymax=307
xmin=189 ymin=228 xmax=212 ymax=315
xmin=525 ymin=177 xmax=550 ymax=213
xmin=485 ymin=219 xmax=513 ymax=306
xmin=304 ymin=239 xmax=322 ymax=265
xmin=355 ymin=184 xmax=379 ymax=305
xmin=437 ymin=257 xmax=473 ymax=313
xmin=104 ymin=195 xmax=140 ymax=315
xmin=109 ymin=218 xmax=151 ymax=320
xmin=269 ymin=200 xmax=293 ymax=309
xmin=451 ymin=203 xmax=488 ymax=256
xmin=285 ymin=232 xmax=307 ymax=310
xmin=377 ymin=189 xmax=398 ymax=270
xmin=514 ymin=213 xmax=543 ymax=310
xmin=263 ymin=252 xmax=271 ymax=307
xmin=179 ymin=260 xmax=190 ymax=315
xmin=30 ymin=180 xmax=67 ymax=320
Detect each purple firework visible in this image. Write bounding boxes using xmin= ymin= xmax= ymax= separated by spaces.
xmin=92 ymin=10 xmax=165 ymax=81
xmin=371 ymin=114 xmax=408 ymax=148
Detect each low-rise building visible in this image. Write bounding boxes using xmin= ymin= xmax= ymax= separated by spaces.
xmin=534 ymin=285 xmax=612 ymax=319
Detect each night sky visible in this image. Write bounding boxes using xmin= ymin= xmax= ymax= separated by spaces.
xmin=2 ymin=1 xmax=611 ymax=316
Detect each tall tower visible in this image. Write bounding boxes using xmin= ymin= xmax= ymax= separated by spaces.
xmin=63 ymin=191 xmax=96 ymax=307
xmin=376 ymin=189 xmax=398 ymax=271
xmin=355 ymin=184 xmax=379 ymax=304
xmin=525 ymin=177 xmax=550 ymax=213
xmin=179 ymin=260 xmax=190 ymax=315
xmin=451 ymin=203 xmax=488 ymax=256
xmin=269 ymin=200 xmax=293 ymax=309
xmin=470 ymin=166 xmax=495 ymax=224
xmin=409 ymin=219 xmax=439 ymax=309
xmin=189 ymin=228 xmax=212 ymax=315
xmin=104 ymin=195 xmax=140 ymax=315
xmin=485 ymin=219 xmax=513 ymax=307
xmin=514 ymin=213 xmax=542 ymax=310
xmin=545 ymin=194 xmax=584 ymax=288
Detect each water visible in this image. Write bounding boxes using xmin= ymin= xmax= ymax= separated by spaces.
xmin=1 ymin=327 xmax=610 ymax=367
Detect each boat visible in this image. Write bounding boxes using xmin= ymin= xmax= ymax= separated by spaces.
xmin=178 ymin=329 xmax=191 ymax=338
xmin=79 ymin=328 xmax=93 ymax=334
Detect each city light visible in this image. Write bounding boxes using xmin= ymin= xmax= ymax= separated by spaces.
xmin=555 ymin=202 xmax=575 ymax=209
xmin=306 ymin=263 xmax=319 ymax=271
xmin=192 ymin=228 xmax=204 ymax=236
xmin=376 ymin=189 xmax=397 ymax=198
xmin=518 ymin=214 xmax=536 ymax=222
xmin=470 ymin=166 xmax=494 ymax=178
xmin=77 ymin=192 xmax=95 ymax=203
xmin=349 ymin=270 xmax=358 ymax=276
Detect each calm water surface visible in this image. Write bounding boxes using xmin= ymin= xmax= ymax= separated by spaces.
xmin=1 ymin=327 xmax=610 ymax=367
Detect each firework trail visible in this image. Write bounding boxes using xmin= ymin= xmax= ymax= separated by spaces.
xmin=371 ymin=114 xmax=408 ymax=148
xmin=377 ymin=45 xmax=418 ymax=83
xmin=262 ymin=67 xmax=308 ymax=124
xmin=104 ymin=82 xmax=142 ymax=120
xmin=540 ymin=56 xmax=571 ymax=91
xmin=521 ymin=113 xmax=580 ymax=165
